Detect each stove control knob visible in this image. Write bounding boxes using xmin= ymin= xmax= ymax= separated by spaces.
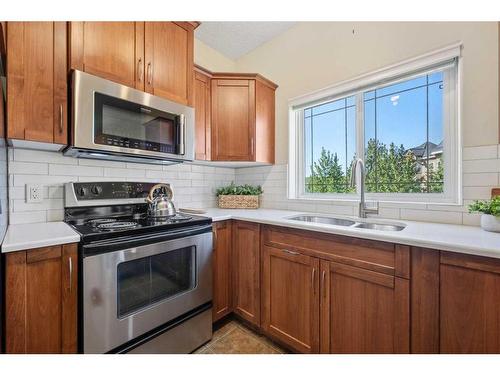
xmin=91 ymin=185 xmax=103 ymax=195
xmin=76 ymin=187 xmax=88 ymax=197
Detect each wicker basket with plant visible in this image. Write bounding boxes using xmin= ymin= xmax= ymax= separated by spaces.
xmin=216 ymin=183 xmax=263 ymax=209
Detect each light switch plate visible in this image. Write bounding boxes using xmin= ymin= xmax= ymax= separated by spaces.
xmin=26 ymin=184 xmax=43 ymax=203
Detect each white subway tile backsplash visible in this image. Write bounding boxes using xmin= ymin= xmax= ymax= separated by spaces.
xmin=9 ymin=161 xmax=49 ymax=175
xmin=104 ymin=167 xmax=146 ymax=178
xmin=463 ymin=159 xmax=500 ymax=173
xmin=10 ymin=210 xmax=46 ymax=224
xmin=463 ymin=173 xmax=499 ymax=187
xmin=463 ymin=145 xmax=499 ymax=160
xmin=400 ymin=209 xmax=462 ymax=225
xmin=7 ymin=148 xmax=236 ymax=223
xmin=49 ymin=164 xmax=104 ymax=177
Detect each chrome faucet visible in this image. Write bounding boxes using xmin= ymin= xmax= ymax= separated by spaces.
xmin=350 ymin=158 xmax=379 ymax=218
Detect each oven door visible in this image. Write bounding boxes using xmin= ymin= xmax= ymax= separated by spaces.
xmin=83 ymin=231 xmax=212 ymax=353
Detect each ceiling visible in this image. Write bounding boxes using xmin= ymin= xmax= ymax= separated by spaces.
xmin=195 ymin=22 xmax=296 ymax=60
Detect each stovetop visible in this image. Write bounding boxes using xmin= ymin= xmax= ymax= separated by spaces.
xmin=65 ymin=207 xmax=212 ymax=243
xmin=64 ymin=181 xmax=212 ymax=244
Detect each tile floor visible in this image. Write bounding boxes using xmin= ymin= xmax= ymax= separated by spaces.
xmin=194 ymin=319 xmax=287 ymax=354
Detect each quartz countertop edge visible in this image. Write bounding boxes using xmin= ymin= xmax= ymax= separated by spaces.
xmin=201 ymin=208 xmax=500 ymax=260
xmin=1 ymin=221 xmax=80 ymax=253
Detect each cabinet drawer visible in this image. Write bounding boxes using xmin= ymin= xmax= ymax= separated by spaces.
xmin=262 ymin=225 xmax=401 ymax=276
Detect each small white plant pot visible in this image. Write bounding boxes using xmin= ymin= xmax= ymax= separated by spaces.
xmin=480 ymin=214 xmax=500 ymax=233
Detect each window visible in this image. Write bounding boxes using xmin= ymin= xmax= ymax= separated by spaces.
xmin=289 ymin=44 xmax=461 ymax=204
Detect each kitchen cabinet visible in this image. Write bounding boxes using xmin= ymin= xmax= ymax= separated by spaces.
xmin=211 ymin=73 xmax=277 ymax=163
xmin=144 ymin=22 xmax=194 ymax=106
xmin=6 ymin=22 xmax=68 ymax=145
xmin=320 ymin=260 xmax=409 ymax=353
xmin=4 ymin=243 xmax=78 ymax=353
xmin=261 ymin=225 xmax=409 ymax=353
xmin=232 ymin=221 xmax=261 ymax=326
xmin=262 ymin=245 xmax=320 ymax=353
xmin=69 ymin=22 xmax=144 ymax=89
xmin=194 ymin=66 xmax=212 ymax=160
xmin=69 ymin=21 xmax=195 ymax=105
xmin=440 ymin=252 xmax=500 ymax=353
xmin=212 ymin=221 xmax=232 ymax=322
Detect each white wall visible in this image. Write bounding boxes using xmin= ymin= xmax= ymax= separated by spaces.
xmin=194 ymin=38 xmax=236 ymax=72
xmin=235 ymin=22 xmax=499 ymax=163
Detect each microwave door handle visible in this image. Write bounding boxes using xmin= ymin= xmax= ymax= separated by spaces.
xmin=178 ymin=114 xmax=185 ymax=155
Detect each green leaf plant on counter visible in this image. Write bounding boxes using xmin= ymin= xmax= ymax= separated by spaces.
xmin=468 ymin=196 xmax=500 ymax=217
xmin=216 ymin=182 xmax=263 ymax=197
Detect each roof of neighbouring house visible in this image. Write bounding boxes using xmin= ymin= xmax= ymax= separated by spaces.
xmin=409 ymin=141 xmax=443 ymax=159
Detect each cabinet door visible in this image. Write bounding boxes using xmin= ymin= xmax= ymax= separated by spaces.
xmin=144 ymin=22 xmax=194 ymax=105
xmin=320 ymin=261 xmax=409 ymax=353
xmin=7 ymin=22 xmax=67 ymax=144
xmin=194 ymin=68 xmax=211 ymax=160
xmin=232 ymin=221 xmax=261 ymax=326
xmin=440 ymin=253 xmax=500 ymax=353
xmin=262 ymin=245 xmax=320 ymax=353
xmin=213 ymin=221 xmax=232 ymax=322
xmin=211 ymin=79 xmax=255 ymax=161
xmin=69 ymin=22 xmax=144 ymax=89
xmin=5 ymin=244 xmax=78 ymax=353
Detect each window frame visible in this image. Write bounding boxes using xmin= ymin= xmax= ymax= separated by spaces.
xmin=288 ymin=43 xmax=462 ymax=205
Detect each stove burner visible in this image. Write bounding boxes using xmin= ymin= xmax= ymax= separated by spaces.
xmin=150 ymin=214 xmax=193 ymax=222
xmin=97 ymin=221 xmax=139 ymax=231
xmin=88 ymin=218 xmax=117 ymax=227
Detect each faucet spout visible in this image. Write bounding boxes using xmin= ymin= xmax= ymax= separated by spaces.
xmin=350 ymin=158 xmax=379 ymax=218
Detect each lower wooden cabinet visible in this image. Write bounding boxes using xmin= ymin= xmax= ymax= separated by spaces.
xmin=232 ymin=221 xmax=261 ymax=326
xmin=262 ymin=245 xmax=319 ymax=353
xmin=440 ymin=252 xmax=500 ymax=353
xmin=212 ymin=221 xmax=232 ymax=322
xmin=4 ymin=243 xmax=78 ymax=353
xmin=320 ymin=260 xmax=409 ymax=353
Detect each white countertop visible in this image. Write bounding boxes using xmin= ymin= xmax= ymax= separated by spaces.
xmin=199 ymin=208 xmax=500 ymax=259
xmin=2 ymin=208 xmax=499 ymax=259
xmin=1 ymin=221 xmax=80 ymax=253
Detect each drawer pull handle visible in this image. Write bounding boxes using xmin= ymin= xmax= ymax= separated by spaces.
xmin=283 ymin=249 xmax=300 ymax=255
xmin=69 ymin=257 xmax=73 ymax=293
xmin=312 ymin=268 xmax=316 ymax=294
xmin=137 ymin=58 xmax=143 ymax=82
xmin=322 ymin=270 xmax=326 ymax=298
xmin=59 ymin=104 xmax=63 ymax=134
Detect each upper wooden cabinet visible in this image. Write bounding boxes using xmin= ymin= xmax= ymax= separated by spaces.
xmin=194 ymin=66 xmax=212 ymax=161
xmin=232 ymin=221 xmax=261 ymax=326
xmin=210 ymin=73 xmax=277 ymax=163
xmin=144 ymin=22 xmax=194 ymax=106
xmin=6 ymin=22 xmax=68 ymax=144
xmin=5 ymin=244 xmax=78 ymax=353
xmin=69 ymin=21 xmax=195 ymax=106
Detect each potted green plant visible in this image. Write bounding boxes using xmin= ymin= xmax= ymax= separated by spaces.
xmin=468 ymin=196 xmax=500 ymax=232
xmin=215 ymin=182 xmax=263 ymax=209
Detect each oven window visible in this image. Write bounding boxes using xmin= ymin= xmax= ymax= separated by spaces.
xmin=94 ymin=92 xmax=179 ymax=154
xmin=117 ymin=246 xmax=195 ymax=318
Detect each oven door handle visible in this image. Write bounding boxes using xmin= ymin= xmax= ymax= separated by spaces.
xmin=82 ymin=224 xmax=213 ymax=256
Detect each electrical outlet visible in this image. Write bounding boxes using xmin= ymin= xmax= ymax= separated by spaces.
xmin=26 ymin=184 xmax=43 ymax=203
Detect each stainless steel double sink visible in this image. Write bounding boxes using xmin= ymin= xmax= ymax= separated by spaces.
xmin=288 ymin=215 xmax=406 ymax=232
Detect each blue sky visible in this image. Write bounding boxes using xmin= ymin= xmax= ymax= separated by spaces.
xmin=305 ymin=72 xmax=444 ymax=176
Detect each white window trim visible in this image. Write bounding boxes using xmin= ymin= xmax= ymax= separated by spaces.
xmin=288 ymin=42 xmax=462 ymax=205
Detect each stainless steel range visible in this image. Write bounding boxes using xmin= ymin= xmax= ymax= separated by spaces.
xmin=64 ymin=181 xmax=213 ymax=354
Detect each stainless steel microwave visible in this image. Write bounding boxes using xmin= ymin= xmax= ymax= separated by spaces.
xmin=64 ymin=70 xmax=194 ymax=164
